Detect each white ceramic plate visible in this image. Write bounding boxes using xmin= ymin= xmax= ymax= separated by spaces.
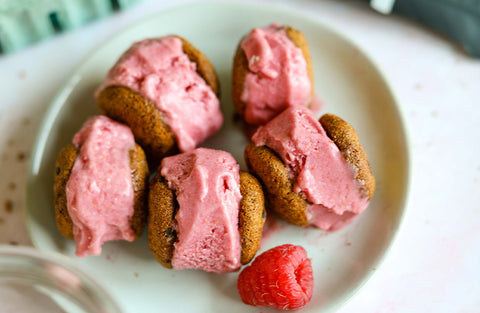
xmin=25 ymin=2 xmax=409 ymax=313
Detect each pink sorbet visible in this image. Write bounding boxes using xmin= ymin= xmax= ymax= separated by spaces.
xmin=161 ymin=148 xmax=242 ymax=272
xmin=66 ymin=115 xmax=136 ymax=257
xmin=96 ymin=37 xmax=223 ymax=152
xmin=240 ymin=24 xmax=311 ymax=125
xmin=252 ymin=107 xmax=369 ymax=231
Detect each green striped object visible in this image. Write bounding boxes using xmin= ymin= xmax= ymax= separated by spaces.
xmin=0 ymin=0 xmax=140 ymax=54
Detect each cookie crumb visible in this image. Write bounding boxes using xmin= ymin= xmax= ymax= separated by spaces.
xmin=17 ymin=152 xmax=26 ymax=161
xmin=134 ymin=272 xmax=139 ymax=278
xmin=346 ymin=241 xmax=352 ymax=246
xmin=8 ymin=182 xmax=16 ymax=190
xmin=233 ymin=112 xmax=242 ymax=123
xmin=9 ymin=241 xmax=19 ymax=246
xmin=4 ymin=200 xmax=13 ymax=213
xmin=18 ymin=70 xmax=26 ymax=80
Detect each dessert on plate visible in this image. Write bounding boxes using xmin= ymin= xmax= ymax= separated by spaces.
xmin=232 ymin=23 xmax=313 ymax=126
xmin=96 ymin=36 xmax=222 ymax=163
xmin=54 ymin=115 xmax=149 ymax=257
xmin=148 ymin=148 xmax=265 ymax=273
xmin=245 ymin=107 xmax=375 ymax=231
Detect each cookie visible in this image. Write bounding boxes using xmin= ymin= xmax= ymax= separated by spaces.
xmin=319 ymin=113 xmax=375 ymax=199
xmin=97 ymin=36 xmax=221 ymax=163
xmin=97 ymin=86 xmax=178 ymax=163
xmin=147 ymin=175 xmax=177 ymax=268
xmin=232 ymin=25 xmax=314 ymax=124
xmin=53 ymin=142 xmax=149 ymax=241
xmin=244 ymin=143 xmax=309 ymax=227
xmin=239 ymin=171 xmax=266 ymax=264
xmin=148 ymin=170 xmax=266 ymax=268
xmin=245 ymin=112 xmax=375 ymax=228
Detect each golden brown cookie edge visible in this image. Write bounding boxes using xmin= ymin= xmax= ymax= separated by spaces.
xmin=129 ymin=143 xmax=150 ymax=238
xmin=319 ymin=113 xmax=376 ymax=200
xmin=177 ymin=36 xmax=220 ymax=97
xmin=232 ymin=44 xmax=249 ymax=117
xmin=97 ymin=85 xmax=178 ymax=164
xmin=53 ymin=144 xmax=76 ymax=240
xmin=284 ymin=26 xmax=314 ymax=102
xmin=239 ymin=171 xmax=266 ymax=264
xmin=244 ymin=143 xmax=309 ymax=227
xmin=147 ymin=173 xmax=177 ymax=269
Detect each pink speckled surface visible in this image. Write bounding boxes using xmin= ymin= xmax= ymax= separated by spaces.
xmin=0 ymin=1 xmax=479 ymax=312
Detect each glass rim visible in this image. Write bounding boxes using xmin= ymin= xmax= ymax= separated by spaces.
xmin=0 ymin=245 xmax=123 ymax=313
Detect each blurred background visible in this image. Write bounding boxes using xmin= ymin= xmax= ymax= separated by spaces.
xmin=1 ymin=0 xmax=479 ymax=57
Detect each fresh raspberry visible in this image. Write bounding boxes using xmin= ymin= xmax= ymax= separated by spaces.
xmin=237 ymin=244 xmax=313 ymax=310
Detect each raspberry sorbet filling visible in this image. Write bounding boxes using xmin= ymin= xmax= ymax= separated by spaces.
xmin=161 ymin=148 xmax=242 ymax=273
xmin=252 ymin=107 xmax=369 ymax=231
xmin=96 ymin=37 xmax=222 ymax=152
xmin=66 ymin=115 xmax=136 ymax=257
xmin=240 ymin=23 xmax=311 ymax=125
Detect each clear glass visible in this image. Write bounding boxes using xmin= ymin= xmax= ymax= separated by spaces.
xmin=0 ymin=245 xmax=122 ymax=313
